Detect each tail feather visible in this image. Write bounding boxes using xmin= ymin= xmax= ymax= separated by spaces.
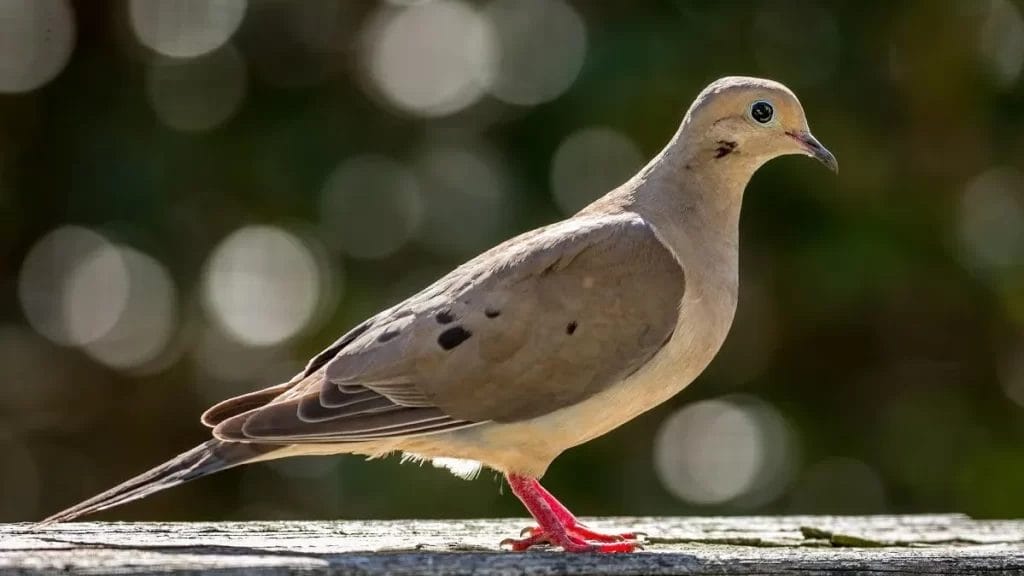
xmin=35 ymin=440 xmax=278 ymax=527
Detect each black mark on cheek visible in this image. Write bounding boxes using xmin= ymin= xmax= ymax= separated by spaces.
xmin=714 ymin=140 xmax=737 ymax=158
xmin=438 ymin=326 xmax=472 ymax=350
xmin=484 ymin=308 xmax=501 ymax=318
xmin=566 ymin=321 xmax=578 ymax=335
xmin=436 ymin=310 xmax=454 ymax=324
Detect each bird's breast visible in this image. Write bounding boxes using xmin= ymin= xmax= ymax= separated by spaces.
xmin=559 ymin=278 xmax=738 ymax=445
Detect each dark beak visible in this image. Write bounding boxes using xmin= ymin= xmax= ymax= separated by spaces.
xmin=788 ymin=131 xmax=838 ymax=174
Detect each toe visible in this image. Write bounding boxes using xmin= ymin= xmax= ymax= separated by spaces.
xmin=500 ymin=531 xmax=550 ymax=551
xmin=594 ymin=540 xmax=642 ymax=553
xmin=567 ymin=525 xmax=644 ymax=543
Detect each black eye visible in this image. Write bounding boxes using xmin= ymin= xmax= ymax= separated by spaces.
xmin=750 ymin=101 xmax=773 ymax=124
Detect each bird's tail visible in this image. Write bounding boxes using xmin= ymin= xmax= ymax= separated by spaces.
xmin=35 ymin=440 xmax=279 ymax=527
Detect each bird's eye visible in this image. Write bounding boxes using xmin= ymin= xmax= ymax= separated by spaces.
xmin=750 ymin=101 xmax=774 ymax=124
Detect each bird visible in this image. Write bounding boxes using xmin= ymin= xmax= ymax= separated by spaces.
xmin=37 ymin=76 xmax=836 ymax=553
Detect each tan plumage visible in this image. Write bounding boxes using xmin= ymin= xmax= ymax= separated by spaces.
xmin=38 ymin=77 xmax=836 ymax=549
xmin=219 ymin=213 xmax=684 ymax=439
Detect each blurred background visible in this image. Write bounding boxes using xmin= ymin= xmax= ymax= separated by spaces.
xmin=1 ymin=0 xmax=1023 ymax=523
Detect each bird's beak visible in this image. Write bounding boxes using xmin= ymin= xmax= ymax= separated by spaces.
xmin=787 ymin=131 xmax=838 ymax=174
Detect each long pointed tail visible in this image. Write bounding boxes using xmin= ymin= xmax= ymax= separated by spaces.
xmin=35 ymin=440 xmax=279 ymax=527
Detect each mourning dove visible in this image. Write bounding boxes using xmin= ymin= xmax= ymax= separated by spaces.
xmin=38 ymin=76 xmax=836 ymax=552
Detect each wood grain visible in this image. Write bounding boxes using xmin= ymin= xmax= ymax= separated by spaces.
xmin=4 ymin=515 xmax=1024 ymax=575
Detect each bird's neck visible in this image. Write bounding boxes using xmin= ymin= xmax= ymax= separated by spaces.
xmin=585 ymin=125 xmax=765 ymax=305
xmin=631 ymin=127 xmax=761 ymax=249
xmin=638 ymin=125 xmax=763 ymax=224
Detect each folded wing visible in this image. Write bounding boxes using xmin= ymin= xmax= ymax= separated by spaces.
xmin=209 ymin=213 xmax=686 ymax=444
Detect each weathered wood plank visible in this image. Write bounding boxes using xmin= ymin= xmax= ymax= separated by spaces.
xmin=3 ymin=515 xmax=1024 ymax=575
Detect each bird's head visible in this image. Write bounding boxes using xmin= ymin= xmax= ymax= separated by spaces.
xmin=682 ymin=76 xmax=837 ymax=174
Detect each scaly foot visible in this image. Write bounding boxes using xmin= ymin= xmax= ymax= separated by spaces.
xmin=503 ymin=473 xmax=644 ymax=553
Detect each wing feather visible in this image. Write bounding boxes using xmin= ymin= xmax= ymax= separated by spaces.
xmin=205 ymin=212 xmax=684 ymax=444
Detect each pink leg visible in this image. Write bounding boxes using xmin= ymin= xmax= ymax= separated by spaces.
xmin=501 ymin=474 xmax=641 ymax=553
xmin=528 ymin=480 xmax=640 ymax=542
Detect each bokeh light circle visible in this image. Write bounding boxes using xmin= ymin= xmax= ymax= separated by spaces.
xmin=480 ymin=0 xmax=587 ymax=106
xmin=145 ymin=45 xmax=248 ymax=133
xmin=0 ymin=0 xmax=75 ymax=93
xmin=129 ymin=0 xmax=247 ymax=59
xmin=413 ymin=145 xmax=510 ymax=256
xmin=319 ymin=156 xmax=423 ymax=260
xmin=958 ymin=166 xmax=1024 ymax=274
xmin=550 ymin=126 xmax=644 ymax=215
xmin=18 ymin=227 xmax=115 ymax=346
xmin=361 ymin=0 xmax=495 ymax=117
xmin=63 ymin=243 xmax=131 ymax=347
xmin=653 ymin=396 xmax=796 ymax=506
xmin=202 ymin=225 xmax=322 ymax=347
xmin=18 ymin=227 xmax=181 ymax=372
xmin=81 ymin=247 xmax=179 ymax=371
xmin=979 ymin=0 xmax=1024 ymax=87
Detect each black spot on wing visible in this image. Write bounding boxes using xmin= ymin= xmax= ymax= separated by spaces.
xmin=566 ymin=321 xmax=577 ymax=335
xmin=377 ymin=329 xmax=400 ymax=343
xmin=436 ymin=310 xmax=455 ymax=324
xmin=303 ymin=321 xmax=372 ymax=376
xmin=438 ymin=326 xmax=472 ymax=350
xmin=484 ymin=308 xmax=501 ymax=318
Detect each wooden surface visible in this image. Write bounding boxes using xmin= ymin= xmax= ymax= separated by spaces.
xmin=4 ymin=515 xmax=1024 ymax=575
